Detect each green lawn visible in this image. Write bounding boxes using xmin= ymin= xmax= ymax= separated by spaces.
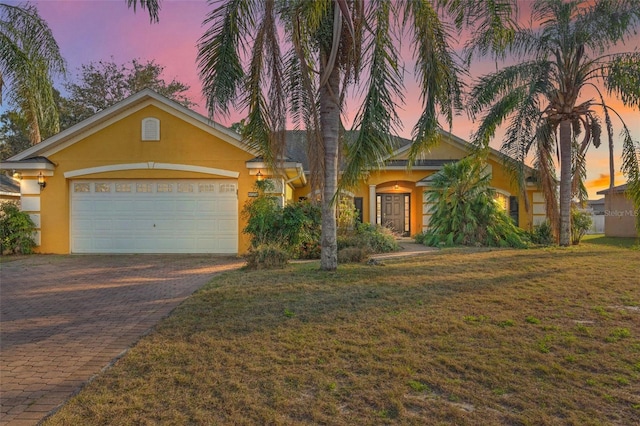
xmin=582 ymin=233 xmax=639 ymax=249
xmin=46 ymin=243 xmax=640 ymax=425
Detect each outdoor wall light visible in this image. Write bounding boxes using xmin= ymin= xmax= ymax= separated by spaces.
xmin=38 ymin=172 xmax=46 ymax=190
xmin=12 ymin=170 xmax=21 ymax=180
xmin=256 ymin=170 xmax=263 ymax=181
xmin=394 ymin=182 xmax=399 ymax=190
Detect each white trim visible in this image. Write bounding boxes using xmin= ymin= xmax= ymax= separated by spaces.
xmin=64 ymin=163 xmax=240 ymax=178
xmin=7 ymin=89 xmax=255 ymax=161
xmin=493 ymin=188 xmax=511 ymax=197
xmin=368 ymin=185 xmax=376 ymax=225
xmin=0 ymin=162 xmax=56 ymax=171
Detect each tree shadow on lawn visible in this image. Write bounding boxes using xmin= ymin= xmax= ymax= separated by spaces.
xmin=168 ymin=246 xmax=639 ymax=338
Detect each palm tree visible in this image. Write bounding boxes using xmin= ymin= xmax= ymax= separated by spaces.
xmin=196 ymin=0 xmax=518 ymax=270
xmin=0 ymin=3 xmax=65 ymax=144
xmin=469 ymin=0 xmax=640 ymax=246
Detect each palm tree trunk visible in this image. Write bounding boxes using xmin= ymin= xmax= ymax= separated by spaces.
xmin=559 ymin=119 xmax=572 ymax=246
xmin=319 ymin=55 xmax=340 ymax=271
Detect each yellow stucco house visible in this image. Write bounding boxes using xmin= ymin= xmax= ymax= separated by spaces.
xmin=1 ymin=89 xmax=545 ymax=255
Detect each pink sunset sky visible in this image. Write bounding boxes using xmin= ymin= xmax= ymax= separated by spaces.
xmin=5 ymin=0 xmax=640 ymax=198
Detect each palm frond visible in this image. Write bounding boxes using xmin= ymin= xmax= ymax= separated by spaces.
xmin=0 ymin=4 xmax=65 ymax=142
xmin=621 ymin=136 xmax=640 ymax=231
xmin=605 ymin=52 xmax=640 ymax=109
xmin=404 ymin=0 xmax=463 ymax=163
xmin=459 ymin=0 xmax=519 ymax=63
xmin=575 ymin=0 xmax=640 ymax=53
xmin=341 ymin=0 xmax=402 ymax=189
xmin=197 ymin=0 xmax=255 ymax=117
xmin=126 ymin=0 xmax=161 ymax=23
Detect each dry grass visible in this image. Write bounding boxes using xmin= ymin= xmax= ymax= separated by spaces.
xmin=45 ymin=242 xmax=640 ymax=425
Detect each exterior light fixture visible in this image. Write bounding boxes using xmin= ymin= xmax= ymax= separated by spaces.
xmin=38 ymin=172 xmax=46 ymax=190
xmin=256 ymin=170 xmax=263 ymax=181
xmin=394 ymin=182 xmax=399 ymax=190
xmin=12 ymin=170 xmax=21 ymax=180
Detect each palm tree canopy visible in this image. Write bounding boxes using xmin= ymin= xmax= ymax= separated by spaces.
xmin=196 ymin=0 xmax=519 ymax=189
xmin=0 ymin=3 xmax=66 ymax=143
xmin=469 ymin=0 xmax=640 ymax=239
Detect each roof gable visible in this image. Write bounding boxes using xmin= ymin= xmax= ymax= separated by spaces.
xmin=6 ymin=89 xmax=253 ymax=161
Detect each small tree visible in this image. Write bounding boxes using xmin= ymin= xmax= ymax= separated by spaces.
xmin=571 ymin=208 xmax=593 ymax=245
xmin=241 ymin=180 xmax=281 ymax=248
xmin=241 ymin=180 xmax=322 ymax=258
xmin=423 ymin=157 xmax=528 ymax=248
xmin=0 ymin=202 xmax=36 ymax=254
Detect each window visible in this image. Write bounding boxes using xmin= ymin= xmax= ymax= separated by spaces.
xmin=136 ymin=183 xmax=153 ymax=193
xmin=178 ymin=183 xmax=194 ymax=193
xmin=198 ymin=183 xmax=216 ymax=193
xmin=74 ymin=183 xmax=90 ymax=193
xmin=494 ymin=192 xmax=509 ymax=211
xmin=141 ymin=117 xmax=160 ymax=141
xmin=95 ymin=183 xmax=111 ymax=193
xmin=116 ymin=183 xmax=132 ymax=192
xmin=219 ymin=183 xmax=236 ymax=193
xmin=157 ymin=183 xmax=173 ymax=193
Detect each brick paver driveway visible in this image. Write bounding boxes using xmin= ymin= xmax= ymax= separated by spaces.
xmin=0 ymin=254 xmax=242 ymax=425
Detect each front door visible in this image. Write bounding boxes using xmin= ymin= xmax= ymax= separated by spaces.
xmin=380 ymin=194 xmax=408 ymax=236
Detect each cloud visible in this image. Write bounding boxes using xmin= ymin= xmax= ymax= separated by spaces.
xmin=585 ymin=172 xmax=625 ymax=192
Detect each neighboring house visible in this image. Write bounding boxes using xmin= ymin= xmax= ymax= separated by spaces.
xmin=0 ymin=174 xmax=20 ymax=203
xmin=0 ymin=89 xmax=544 ymax=255
xmin=596 ymin=184 xmax=639 ymax=238
xmin=585 ymin=198 xmax=605 ymax=234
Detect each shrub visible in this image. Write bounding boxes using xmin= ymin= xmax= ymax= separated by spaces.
xmin=338 ymin=223 xmax=399 ymax=254
xmin=0 ymin=202 xmax=36 ymax=255
xmin=571 ymin=209 xmax=593 ymax=245
xmin=244 ymin=244 xmax=289 ymax=270
xmin=423 ymin=158 xmax=529 ymax=248
xmin=242 ymin=182 xmax=321 ymax=259
xmin=337 ymin=247 xmax=368 ymax=263
xmin=413 ymin=231 xmax=428 ymax=245
xmin=530 ymin=220 xmax=555 ymax=246
xmin=281 ymin=201 xmax=322 ymax=258
xmin=242 ymin=180 xmax=281 ymax=247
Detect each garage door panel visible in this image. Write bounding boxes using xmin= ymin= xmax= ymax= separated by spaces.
xmin=71 ymin=179 xmax=238 ymax=254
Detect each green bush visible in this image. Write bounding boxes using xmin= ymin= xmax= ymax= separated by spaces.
xmin=244 ymin=244 xmax=289 ymax=270
xmin=242 ymin=180 xmax=282 ymax=247
xmin=422 ymin=157 xmax=529 ymax=248
xmin=530 ymin=220 xmax=555 ymax=245
xmin=413 ymin=231 xmax=428 ymax=245
xmin=338 ymin=222 xmax=399 ymax=254
xmin=242 ymin=182 xmax=321 ymax=259
xmin=337 ymin=247 xmax=368 ymax=264
xmin=0 ymin=202 xmax=36 ymax=255
xmin=571 ymin=209 xmax=593 ymax=245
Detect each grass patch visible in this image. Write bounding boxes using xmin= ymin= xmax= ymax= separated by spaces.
xmin=45 ymin=245 xmax=640 ymax=425
xmin=582 ymin=234 xmax=639 ymax=249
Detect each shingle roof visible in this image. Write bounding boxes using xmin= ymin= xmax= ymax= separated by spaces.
xmin=596 ymin=184 xmax=628 ymax=195
xmin=0 ymin=174 xmax=20 ymax=195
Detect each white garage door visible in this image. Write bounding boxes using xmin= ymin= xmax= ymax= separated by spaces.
xmin=71 ymin=179 xmax=238 ymax=254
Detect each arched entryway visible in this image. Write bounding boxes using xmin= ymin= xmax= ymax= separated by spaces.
xmin=375 ymin=181 xmax=412 ymax=236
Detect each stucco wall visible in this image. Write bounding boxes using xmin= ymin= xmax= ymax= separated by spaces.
xmin=38 ymin=104 xmax=255 ymax=253
xmin=604 ymin=193 xmax=638 ymax=238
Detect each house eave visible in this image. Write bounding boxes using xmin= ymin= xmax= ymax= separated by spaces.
xmin=6 ymin=89 xmax=256 ymax=162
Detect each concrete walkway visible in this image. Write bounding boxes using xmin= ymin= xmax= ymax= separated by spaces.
xmin=371 ymin=239 xmax=437 ymax=259
xmin=0 ymin=255 xmax=243 ymax=426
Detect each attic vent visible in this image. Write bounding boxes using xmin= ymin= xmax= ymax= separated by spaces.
xmin=141 ymin=117 xmax=160 ymax=141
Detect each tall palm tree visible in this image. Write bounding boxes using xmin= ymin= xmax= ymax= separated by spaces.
xmin=196 ymin=0 xmax=518 ymax=270
xmin=469 ymin=0 xmax=640 ymax=246
xmin=0 ymin=3 xmax=65 ymax=144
